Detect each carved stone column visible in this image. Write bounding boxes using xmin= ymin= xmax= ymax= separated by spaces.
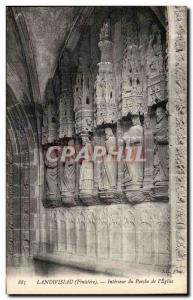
xmin=167 ymin=6 xmax=187 ymax=274
xmin=152 ymin=106 xmax=169 ymax=200
xmin=117 ymin=121 xmax=124 ymax=194
xmin=74 ymin=29 xmax=94 ymax=137
xmin=147 ymin=23 xmax=167 ymax=108
xmin=121 ymin=21 xmax=145 ymax=117
xmin=93 ymin=131 xmax=101 ymax=201
xmin=43 ymin=79 xmax=58 ymax=144
xmin=60 ymin=139 xmax=76 ymax=207
xmin=44 ymin=147 xmax=61 ymax=207
xmin=143 ymin=111 xmax=154 ymax=190
xmin=6 ymin=135 xmax=14 ymax=265
xmin=58 ymin=51 xmax=74 ymax=139
xmin=95 ymin=20 xmax=117 ymax=126
xmin=145 ymin=21 xmax=169 ymax=201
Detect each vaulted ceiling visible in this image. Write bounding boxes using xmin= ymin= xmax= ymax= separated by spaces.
xmin=7 ymin=6 xmax=165 ymax=105
xmin=21 ymin=7 xmax=81 ymax=99
xmin=7 ymin=7 xmax=82 ymax=103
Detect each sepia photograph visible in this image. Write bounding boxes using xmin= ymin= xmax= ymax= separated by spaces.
xmin=5 ymin=5 xmax=188 ymax=295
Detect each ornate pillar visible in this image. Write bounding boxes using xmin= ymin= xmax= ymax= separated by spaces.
xmin=58 ymin=51 xmax=74 ymax=138
xmin=46 ymin=79 xmax=58 ymax=144
xmin=146 ymin=22 xmax=169 ymax=201
xmin=74 ymin=28 xmax=94 ymax=137
xmin=119 ymin=18 xmax=145 ymax=204
xmin=167 ymin=6 xmax=187 ymax=274
xmin=6 ymin=135 xmax=14 ymax=265
xmin=95 ymin=20 xmax=117 ymax=126
xmin=143 ymin=111 xmax=154 ymax=190
xmin=121 ymin=21 xmax=144 ymax=117
xmin=73 ymin=28 xmax=95 ymax=205
xmin=146 ymin=23 xmax=167 ymax=108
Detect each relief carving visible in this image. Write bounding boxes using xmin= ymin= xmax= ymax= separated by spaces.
xmin=6 ymin=136 xmax=14 ymax=260
xmin=147 ymin=24 xmax=167 ymax=107
xmin=121 ymin=21 xmax=144 ymax=117
xmin=122 ymin=114 xmax=144 ymax=189
xmin=74 ymin=72 xmax=94 ymax=135
xmin=74 ymin=29 xmax=94 ymax=136
xmin=94 ymin=21 xmax=117 ymax=126
xmin=99 ymin=128 xmax=119 ymax=203
xmin=79 ymin=135 xmax=94 ymax=204
xmin=45 ymin=149 xmax=59 ymax=201
xmin=171 ymin=6 xmax=187 ymax=271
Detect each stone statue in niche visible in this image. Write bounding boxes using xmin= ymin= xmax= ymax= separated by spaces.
xmin=79 ymin=135 xmax=94 ymax=200
xmin=147 ymin=24 xmax=167 ymax=107
xmin=45 ymin=149 xmax=59 ymax=200
xmin=148 ymin=24 xmax=164 ymax=76
xmin=95 ymin=69 xmax=117 ymax=126
xmin=99 ymin=20 xmax=111 ymax=41
xmin=121 ymin=114 xmax=144 ymax=189
xmin=60 ymin=139 xmax=76 ymax=206
xmin=153 ymin=106 xmax=168 ymax=186
xmin=121 ymin=21 xmax=144 ymax=117
xmin=100 ymin=128 xmax=117 ymax=191
xmin=22 ymin=240 xmax=29 ymax=257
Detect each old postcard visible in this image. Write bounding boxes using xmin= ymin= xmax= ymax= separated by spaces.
xmin=6 ymin=6 xmax=188 ymax=294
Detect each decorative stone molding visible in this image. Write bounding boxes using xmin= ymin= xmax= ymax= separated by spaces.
xmin=121 ymin=21 xmax=145 ymax=117
xmin=78 ymin=135 xmax=95 ymax=205
xmin=167 ymin=6 xmax=187 ymax=273
xmin=147 ymin=23 xmax=167 ymax=107
xmin=6 ymin=135 xmax=14 ymax=265
xmin=94 ymin=20 xmax=118 ymax=127
xmin=43 ymin=203 xmax=170 ymax=268
xmin=60 ymin=139 xmax=76 ymax=207
xmin=74 ymin=29 xmax=94 ymax=136
xmin=98 ymin=127 xmax=119 ymax=203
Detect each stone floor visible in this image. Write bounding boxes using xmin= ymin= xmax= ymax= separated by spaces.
xmin=33 ymin=253 xmax=166 ymax=278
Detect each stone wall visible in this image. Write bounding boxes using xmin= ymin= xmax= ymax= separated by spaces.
xmin=40 ymin=7 xmax=171 ymax=273
xmin=168 ymin=6 xmax=187 ymax=273
xmin=6 ymin=6 xmax=187 ymax=276
xmin=42 ymin=203 xmax=169 ymax=270
xmin=6 ymin=7 xmax=43 ymax=269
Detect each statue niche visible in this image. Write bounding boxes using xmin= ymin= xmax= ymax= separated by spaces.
xmin=122 ymin=114 xmax=144 ymax=190
xmin=79 ymin=135 xmax=94 ymax=205
xmin=153 ymin=106 xmax=169 ymax=199
xmin=147 ymin=24 xmax=167 ymax=107
xmin=99 ymin=127 xmax=119 ymax=203
xmin=60 ymin=139 xmax=76 ymax=207
xmin=45 ymin=148 xmax=60 ymax=206
xmin=121 ymin=21 xmax=144 ymax=117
